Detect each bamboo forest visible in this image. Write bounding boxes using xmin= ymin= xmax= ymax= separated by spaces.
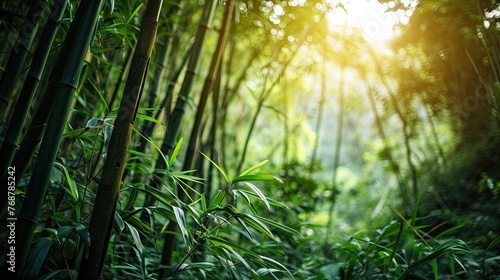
xmin=1 ymin=0 xmax=500 ymax=279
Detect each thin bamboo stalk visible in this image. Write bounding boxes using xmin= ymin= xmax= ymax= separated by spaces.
xmin=78 ymin=1 xmax=163 ymax=278
xmin=0 ymin=0 xmax=68 ymax=202
xmin=0 ymin=0 xmax=48 ymax=122
xmin=12 ymin=0 xmax=104 ymax=277
xmin=157 ymin=1 xmax=218 ymax=274
xmin=182 ymin=0 xmax=235 ymax=173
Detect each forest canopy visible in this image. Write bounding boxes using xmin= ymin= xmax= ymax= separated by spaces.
xmin=0 ymin=0 xmax=499 ymax=279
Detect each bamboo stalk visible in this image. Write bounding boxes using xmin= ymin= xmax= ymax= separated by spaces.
xmin=78 ymin=1 xmax=163 ymax=278
xmin=12 ymin=0 xmax=104 ymax=277
xmin=0 ymin=0 xmax=68 ymax=211
xmin=0 ymin=0 xmax=48 ymax=121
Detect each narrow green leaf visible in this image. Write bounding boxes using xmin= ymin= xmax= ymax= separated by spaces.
xmin=238 ymin=190 xmax=288 ymax=208
xmin=431 ymin=258 xmax=438 ymax=280
xmin=228 ymin=246 xmax=258 ymax=275
xmin=86 ymin=78 xmax=109 ymax=112
xmin=62 ymin=126 xmax=104 ymax=138
xmin=208 ymin=236 xmax=261 ymax=259
xmin=113 ymin=211 xmax=125 ymax=234
xmin=244 ymin=182 xmax=270 ymax=212
xmin=126 ymin=222 xmax=145 ymax=254
xmin=485 ymin=235 xmax=500 ymax=252
xmin=126 ymin=3 xmax=144 ymax=25
xmin=151 ymin=206 xmax=176 ymax=221
xmin=133 ymin=127 xmax=168 ymax=168
xmin=92 ymin=47 xmax=119 ymax=54
xmin=259 ymin=255 xmax=294 ymax=278
xmin=450 ymin=255 xmax=455 ymax=276
xmin=410 ymin=192 xmax=422 ymax=227
xmin=232 ymin=173 xmax=276 ymax=183
xmin=135 ymin=111 xmax=164 ymax=125
xmin=201 ymin=151 xmax=229 ymax=183
xmin=234 ymin=190 xmax=259 ymax=215
xmin=75 ymin=223 xmax=90 ymax=247
xmin=24 ymin=237 xmax=53 ymax=279
xmin=234 ymin=215 xmax=254 ymax=240
xmin=236 ymin=213 xmax=274 ymax=240
xmin=208 ymin=190 xmax=226 ymax=211
xmin=187 ymin=262 xmax=216 ymax=269
xmin=239 ymin=159 xmax=269 ymax=176
xmin=258 ymin=216 xmax=301 ymax=236
xmin=169 ymin=138 xmax=183 ymax=168
xmin=54 ymin=162 xmax=78 ymax=201
xmin=173 ymin=206 xmax=191 ymax=247
xmin=200 ymin=193 xmax=207 ymax=211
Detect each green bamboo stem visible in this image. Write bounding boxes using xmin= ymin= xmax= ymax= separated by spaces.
xmin=183 ymin=0 xmax=234 ymax=173
xmin=129 ymin=1 xmax=182 ymax=183
xmin=78 ymin=1 xmax=163 ymax=278
xmin=12 ymin=0 xmax=104 ymax=278
xmin=5 ymin=0 xmax=86 ymax=184
xmin=206 ymin=66 xmax=222 ymax=200
xmin=0 ymin=0 xmax=48 ymax=123
xmin=0 ymin=0 xmax=68 ymax=185
xmin=157 ymin=1 xmax=218 ymax=275
xmin=161 ymin=0 xmax=218 ymax=157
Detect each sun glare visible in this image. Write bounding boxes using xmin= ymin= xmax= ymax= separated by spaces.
xmin=326 ymin=0 xmax=408 ymax=41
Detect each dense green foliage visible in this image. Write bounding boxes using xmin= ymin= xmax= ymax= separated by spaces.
xmin=0 ymin=0 xmax=499 ymax=279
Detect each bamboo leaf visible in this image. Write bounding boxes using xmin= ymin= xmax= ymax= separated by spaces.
xmin=239 ymin=159 xmax=269 ymax=176
xmin=232 ymin=173 xmax=277 ymax=183
xmin=173 ymin=206 xmax=191 ymax=247
xmin=208 ymin=236 xmax=261 ymax=259
xmin=228 ymin=247 xmax=258 ymax=276
xmin=186 ymin=262 xmax=216 ymax=269
xmin=238 ymin=190 xmax=288 ymax=208
xmin=169 ymin=138 xmax=183 ymax=168
xmin=132 ymin=126 xmax=168 ymax=168
xmin=201 ymin=151 xmax=229 ymax=183
xmin=208 ymin=190 xmax=226 ymax=211
xmin=259 ymin=256 xmax=294 ymax=278
xmin=84 ymin=117 xmax=103 ymax=128
xmin=24 ymin=237 xmax=53 ymax=279
xmin=235 ymin=213 xmax=274 ymax=240
xmin=113 ymin=211 xmax=125 ymax=234
xmin=485 ymin=235 xmax=500 ymax=252
xmin=431 ymin=258 xmax=438 ymax=280
xmin=243 ymin=182 xmax=270 ymax=212
xmin=234 ymin=190 xmax=259 ymax=215
xmin=135 ymin=111 xmax=164 ymax=125
xmin=54 ymin=162 xmax=78 ymax=202
xmin=126 ymin=3 xmax=144 ymax=25
xmin=126 ymin=221 xmax=145 ymax=254
xmin=258 ymin=216 xmax=301 ymax=236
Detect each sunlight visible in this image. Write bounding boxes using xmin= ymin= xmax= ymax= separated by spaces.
xmin=326 ymin=0 xmax=408 ymax=41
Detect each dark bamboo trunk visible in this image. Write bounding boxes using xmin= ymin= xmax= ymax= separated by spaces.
xmin=78 ymin=1 xmax=163 ymax=278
